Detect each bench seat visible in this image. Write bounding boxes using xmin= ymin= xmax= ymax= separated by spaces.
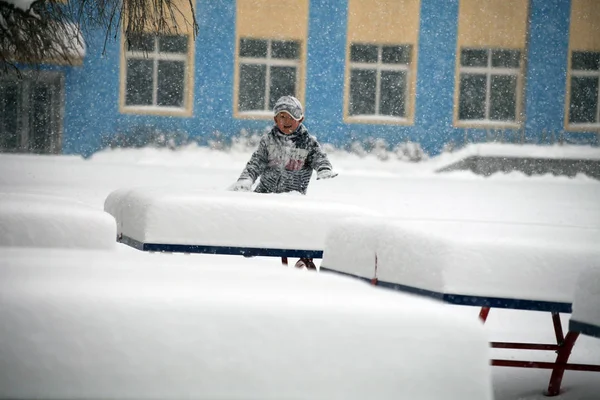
xmin=104 ymin=187 xmax=377 ymax=257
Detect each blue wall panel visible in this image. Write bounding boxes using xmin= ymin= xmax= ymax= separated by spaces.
xmin=55 ymin=0 xmax=597 ymax=157
xmin=525 ymin=0 xmax=570 ymax=142
xmin=525 ymin=0 xmax=598 ymax=145
xmin=63 ymin=32 xmax=120 ymax=156
xmin=415 ymin=0 xmax=460 ymax=154
xmin=305 ymin=0 xmax=349 ymax=147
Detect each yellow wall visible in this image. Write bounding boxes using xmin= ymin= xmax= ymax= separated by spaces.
xmin=569 ymin=0 xmax=600 ymax=51
xmin=127 ymin=0 xmax=197 ymax=35
xmin=237 ymin=0 xmax=308 ymax=40
xmin=347 ymin=0 xmax=420 ymax=44
xmin=457 ymin=0 xmax=529 ymax=49
xmin=345 ymin=0 xmax=421 ymax=125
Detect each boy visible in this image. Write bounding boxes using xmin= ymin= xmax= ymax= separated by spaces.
xmin=231 ymin=95 xmax=337 ymax=195
xmin=231 ymin=95 xmax=337 ymax=270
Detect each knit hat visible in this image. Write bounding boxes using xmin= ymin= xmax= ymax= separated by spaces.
xmin=273 ymin=96 xmax=304 ymax=120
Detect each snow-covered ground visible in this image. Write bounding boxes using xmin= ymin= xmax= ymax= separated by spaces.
xmin=1 ymin=143 xmax=600 ymax=399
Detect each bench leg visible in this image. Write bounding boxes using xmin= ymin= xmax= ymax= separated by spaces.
xmin=479 ymin=306 xmax=490 ymax=322
xmin=281 ymin=257 xmax=288 ymax=266
xmin=546 ymin=331 xmax=580 ymax=396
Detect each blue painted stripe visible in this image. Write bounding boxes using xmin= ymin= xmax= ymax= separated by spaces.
xmin=320 ymin=267 xmax=572 ymax=313
xmin=569 ymin=320 xmax=600 ymax=339
xmin=119 ymin=235 xmax=323 ymax=258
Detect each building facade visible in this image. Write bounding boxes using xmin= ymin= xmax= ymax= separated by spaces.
xmin=1 ymin=0 xmax=599 ymax=157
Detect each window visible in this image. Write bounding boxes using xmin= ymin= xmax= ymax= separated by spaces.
xmin=347 ymin=44 xmax=411 ymax=119
xmin=237 ymin=38 xmax=301 ymax=114
xmin=458 ymin=48 xmax=521 ymax=124
xmin=123 ymin=34 xmax=190 ymax=112
xmin=568 ymin=51 xmax=600 ymax=125
xmin=0 ymin=72 xmax=63 ymax=154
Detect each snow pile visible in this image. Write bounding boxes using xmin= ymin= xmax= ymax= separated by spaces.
xmin=0 ymin=247 xmax=493 ymax=400
xmin=433 ymin=143 xmax=600 ymax=171
xmin=0 ymin=193 xmax=116 ymax=249
xmin=571 ymin=266 xmax=600 ymax=334
xmin=322 ymin=218 xmax=600 ymax=304
xmin=105 ymin=187 xmax=379 ymax=250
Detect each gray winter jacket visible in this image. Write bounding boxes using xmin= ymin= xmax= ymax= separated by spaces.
xmin=238 ymin=125 xmax=333 ymax=194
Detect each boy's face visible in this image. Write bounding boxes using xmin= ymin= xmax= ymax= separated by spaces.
xmin=274 ymin=112 xmax=303 ymax=134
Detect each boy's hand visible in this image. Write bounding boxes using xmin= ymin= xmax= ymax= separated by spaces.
xmin=317 ymin=169 xmax=338 ymax=180
xmin=231 ymin=178 xmax=253 ymax=191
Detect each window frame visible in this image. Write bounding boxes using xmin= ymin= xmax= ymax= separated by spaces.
xmin=234 ymin=38 xmax=302 ymax=120
xmin=566 ymin=50 xmax=600 ymax=131
xmin=454 ymin=47 xmax=524 ymax=129
xmin=119 ymin=33 xmax=194 ymax=117
xmin=344 ymin=43 xmax=415 ymax=125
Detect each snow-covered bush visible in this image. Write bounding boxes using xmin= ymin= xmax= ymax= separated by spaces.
xmin=394 ymin=141 xmax=428 ymax=162
xmin=229 ymin=128 xmax=264 ymax=153
xmin=336 ymin=137 xmax=428 ymax=162
xmin=100 ymin=128 xmax=430 ymax=162
xmin=102 ymin=125 xmax=189 ymax=149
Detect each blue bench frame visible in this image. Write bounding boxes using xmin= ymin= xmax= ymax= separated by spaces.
xmin=570 ymin=320 xmax=600 ymax=339
xmin=320 ymin=267 xmax=572 ymax=313
xmin=119 ymin=234 xmax=323 ymax=259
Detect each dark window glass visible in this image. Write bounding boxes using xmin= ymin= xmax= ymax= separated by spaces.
xmin=157 ymin=61 xmax=185 ymax=107
xmin=239 ymin=64 xmax=266 ymax=111
xmin=461 ymin=49 xmax=488 ymax=67
xmin=0 ymin=82 xmax=20 ymax=151
xmin=159 ymin=35 xmax=188 ymax=53
xmin=569 ymin=76 xmax=599 ymax=123
xmin=382 ymin=45 xmax=411 ymax=65
xmin=239 ymin=38 xmax=268 ymax=58
xmin=272 ymin=40 xmax=300 ymax=59
xmin=126 ymin=59 xmax=154 ymax=105
xmin=572 ymin=52 xmax=600 ymax=71
xmin=380 ymin=70 xmax=407 ymax=117
xmin=490 ymin=75 xmax=517 ymax=121
xmin=349 ymin=69 xmax=376 ymax=115
xmin=350 ymin=44 xmax=378 ymax=63
xmin=492 ymin=50 xmax=520 ymax=68
xmin=269 ymin=66 xmax=296 ymax=109
xmin=30 ymin=84 xmax=51 ymax=153
xmin=127 ymin=34 xmax=155 ymax=52
xmin=459 ymin=73 xmax=486 ymax=119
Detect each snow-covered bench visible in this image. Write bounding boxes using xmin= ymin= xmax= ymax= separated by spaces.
xmin=321 ymin=217 xmax=600 ymax=396
xmin=0 ymin=192 xmax=116 ymax=250
xmin=104 ymin=187 xmax=377 ymax=261
xmin=0 ymin=247 xmax=493 ymax=400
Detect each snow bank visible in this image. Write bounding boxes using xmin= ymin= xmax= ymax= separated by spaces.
xmin=105 ymin=187 xmax=379 ymax=251
xmin=0 ymin=248 xmax=492 ymax=400
xmin=432 ymin=143 xmax=600 ymax=171
xmin=322 ymin=218 xmax=600 ymax=304
xmin=0 ymin=193 xmax=116 ymax=249
xmin=571 ymin=266 xmax=600 ymax=336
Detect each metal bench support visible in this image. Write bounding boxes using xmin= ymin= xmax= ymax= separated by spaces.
xmin=479 ymin=307 xmax=600 ymax=396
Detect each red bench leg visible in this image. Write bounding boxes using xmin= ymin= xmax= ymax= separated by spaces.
xmin=546 ymin=331 xmax=580 ymax=396
xmin=479 ymin=306 xmax=490 ymax=322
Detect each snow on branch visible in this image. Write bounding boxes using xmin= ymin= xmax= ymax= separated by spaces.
xmin=0 ymin=0 xmax=198 ymax=74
